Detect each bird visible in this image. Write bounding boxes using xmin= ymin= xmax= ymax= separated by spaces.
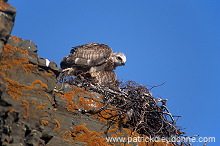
xmin=59 ymin=43 xmax=126 ymax=88
xmin=90 ymin=70 xmax=119 ymax=88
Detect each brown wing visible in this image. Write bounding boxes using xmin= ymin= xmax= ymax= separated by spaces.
xmin=60 ymin=43 xmax=112 ymax=69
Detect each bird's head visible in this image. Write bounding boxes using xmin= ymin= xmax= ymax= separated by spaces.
xmin=112 ymin=53 xmax=126 ymax=66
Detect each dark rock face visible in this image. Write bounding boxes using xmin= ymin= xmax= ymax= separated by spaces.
xmin=0 ymin=35 xmax=63 ymax=145
xmin=0 ymin=1 xmax=16 ymax=53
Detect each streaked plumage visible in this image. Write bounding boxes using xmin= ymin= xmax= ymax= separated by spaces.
xmin=90 ymin=71 xmax=119 ymax=88
xmin=60 ymin=43 xmax=126 ymax=88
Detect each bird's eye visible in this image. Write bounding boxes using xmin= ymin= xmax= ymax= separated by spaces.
xmin=117 ymin=56 xmax=122 ymax=61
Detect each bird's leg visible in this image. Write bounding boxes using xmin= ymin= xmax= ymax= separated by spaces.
xmin=89 ymin=67 xmax=97 ymax=78
xmin=56 ymin=67 xmax=77 ymax=91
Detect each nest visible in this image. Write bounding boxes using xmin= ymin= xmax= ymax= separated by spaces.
xmin=58 ymin=75 xmax=186 ymax=145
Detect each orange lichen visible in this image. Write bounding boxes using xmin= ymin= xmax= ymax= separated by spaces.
xmin=0 ymin=1 xmax=6 ymax=11
xmin=45 ymin=93 xmax=52 ymax=102
xmin=6 ymin=78 xmax=33 ymax=99
xmin=41 ymin=120 xmax=49 ymax=126
xmin=56 ymin=93 xmax=65 ymax=100
xmin=63 ymin=91 xmax=79 ymax=113
xmin=72 ymin=85 xmax=95 ymax=97
xmin=78 ymin=97 xmax=88 ymax=110
xmin=51 ymin=101 xmax=56 ymax=106
xmin=0 ymin=72 xmax=6 ymax=77
xmin=62 ymin=131 xmax=74 ymax=142
xmin=44 ymin=70 xmax=54 ymax=76
xmin=5 ymin=78 xmax=39 ymax=119
xmin=91 ymin=97 xmax=103 ymax=109
xmin=123 ymin=128 xmax=133 ymax=136
xmin=2 ymin=44 xmax=15 ymax=55
xmin=22 ymin=64 xmax=37 ymax=74
xmin=32 ymin=80 xmax=48 ymax=90
xmin=42 ymin=113 xmax=48 ymax=117
xmin=68 ymin=124 xmax=109 ymax=146
xmin=0 ymin=55 xmax=29 ymax=72
xmin=78 ymin=93 xmax=83 ymax=97
xmin=54 ymin=119 xmax=61 ymax=131
xmin=67 ymin=100 xmax=79 ymax=113
xmin=9 ymin=57 xmax=28 ymax=66
xmin=63 ymin=91 xmax=74 ymax=100
xmin=31 ymin=101 xmax=37 ymax=105
xmin=20 ymin=99 xmax=29 ymax=119
xmin=11 ymin=36 xmax=19 ymax=43
xmin=93 ymin=107 xmax=118 ymax=123
xmin=18 ymin=47 xmax=29 ymax=56
xmin=36 ymin=103 xmax=48 ymax=110
xmin=2 ymin=44 xmax=29 ymax=57
xmin=78 ymin=96 xmax=102 ymax=111
xmin=0 ymin=1 xmax=13 ymax=11
xmin=37 ymin=91 xmax=42 ymax=95
xmin=9 ymin=108 xmax=15 ymax=113
xmin=0 ymin=63 xmax=12 ymax=71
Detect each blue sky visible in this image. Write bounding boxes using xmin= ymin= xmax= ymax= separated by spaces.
xmin=9 ymin=0 xmax=220 ymax=145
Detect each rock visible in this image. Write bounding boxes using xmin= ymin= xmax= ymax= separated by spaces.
xmin=7 ymin=36 xmax=38 ymax=57
xmin=0 ymin=1 xmax=8 ymax=3
xmin=0 ymin=41 xmax=4 ymax=53
xmin=0 ymin=1 xmax=16 ymax=53
xmin=38 ymin=57 xmax=46 ymax=66
xmin=0 ymin=75 xmax=6 ymax=96
xmin=22 ymin=40 xmax=38 ymax=52
xmin=49 ymin=61 xmax=62 ymax=76
xmin=4 ymin=36 xmax=61 ymax=77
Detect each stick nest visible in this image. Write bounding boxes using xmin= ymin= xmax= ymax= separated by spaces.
xmin=58 ymin=75 xmax=185 ymax=144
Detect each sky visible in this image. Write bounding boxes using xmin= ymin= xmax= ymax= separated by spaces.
xmin=9 ymin=0 xmax=220 ymax=145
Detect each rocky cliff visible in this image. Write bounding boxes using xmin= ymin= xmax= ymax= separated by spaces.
xmin=0 ymin=1 xmax=185 ymax=146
